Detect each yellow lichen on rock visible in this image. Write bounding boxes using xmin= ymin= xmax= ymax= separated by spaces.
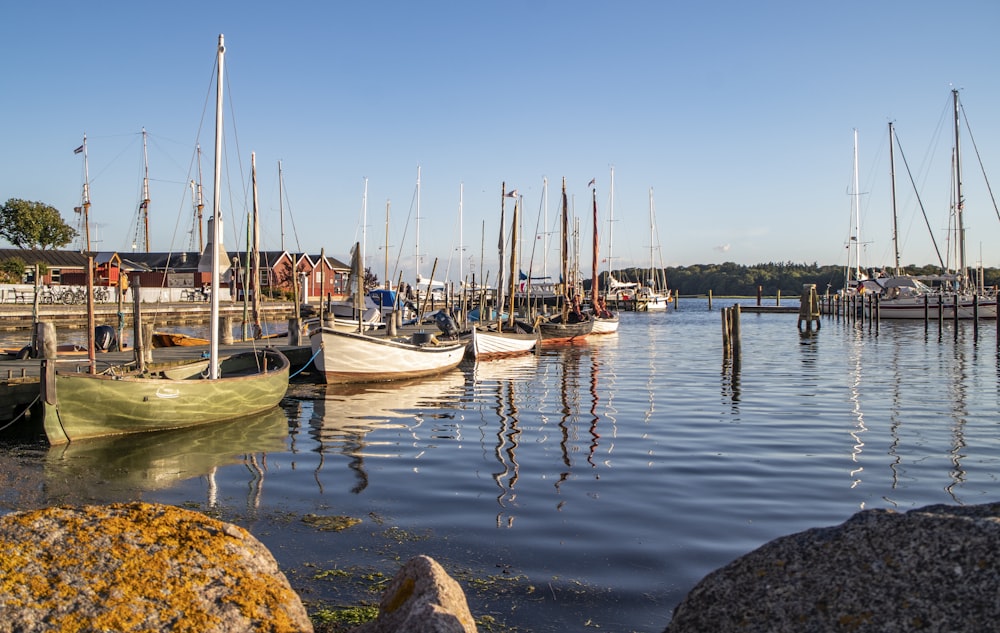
xmin=0 ymin=502 xmax=313 ymax=633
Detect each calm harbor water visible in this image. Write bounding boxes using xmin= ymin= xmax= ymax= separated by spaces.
xmin=2 ymin=299 xmax=1000 ymax=632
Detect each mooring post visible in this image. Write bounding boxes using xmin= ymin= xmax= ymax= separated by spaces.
xmin=797 ymin=284 xmax=820 ymax=330
xmin=721 ymin=307 xmax=731 ymax=358
xmin=776 ymin=289 xmax=781 ymax=307
xmin=756 ymin=285 xmax=762 ymax=306
xmin=973 ymin=294 xmax=979 ymax=337
xmin=731 ymin=304 xmax=742 ymax=359
xmin=708 ymin=289 xmax=713 ymax=311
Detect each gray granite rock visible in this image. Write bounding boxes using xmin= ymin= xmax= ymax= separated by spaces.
xmin=0 ymin=502 xmax=313 ymax=632
xmin=352 ymin=555 xmax=477 ymax=633
xmin=666 ymin=503 xmax=1000 ymax=633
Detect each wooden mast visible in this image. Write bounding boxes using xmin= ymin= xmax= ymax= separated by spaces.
xmin=196 ymin=144 xmax=205 ymax=253
xmin=560 ymin=177 xmax=569 ymax=322
xmin=250 ymin=151 xmax=262 ymax=339
xmin=591 ymin=184 xmax=599 ymax=312
xmin=507 ymin=195 xmax=519 ymax=328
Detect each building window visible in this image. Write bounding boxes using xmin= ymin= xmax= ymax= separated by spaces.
xmin=50 ymin=269 xmax=62 ymax=284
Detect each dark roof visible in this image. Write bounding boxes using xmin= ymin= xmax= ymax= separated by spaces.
xmin=118 ymin=252 xmax=203 ymax=272
xmin=0 ymin=249 xmax=90 ymax=268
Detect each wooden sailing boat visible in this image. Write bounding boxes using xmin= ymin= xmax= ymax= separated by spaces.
xmin=309 ymin=241 xmax=466 ymax=383
xmin=470 ymin=183 xmax=538 ymax=359
xmin=38 ymin=34 xmax=290 ymax=444
xmin=589 ymin=177 xmax=619 ymax=334
xmin=518 ymin=178 xmax=593 ymax=343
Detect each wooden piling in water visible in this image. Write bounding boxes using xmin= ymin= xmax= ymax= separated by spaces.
xmin=797 ymin=284 xmax=820 ymax=330
xmin=722 ymin=305 xmax=742 ymax=361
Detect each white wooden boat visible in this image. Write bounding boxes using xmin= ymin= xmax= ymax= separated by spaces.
xmin=309 ymin=327 xmax=466 ymax=384
xmin=470 ymin=326 xmax=538 ymax=359
xmin=591 ymin=313 xmax=620 ymax=334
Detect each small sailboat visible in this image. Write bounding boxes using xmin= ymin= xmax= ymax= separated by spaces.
xmin=518 ymin=178 xmax=593 ymax=343
xmin=38 ymin=34 xmax=290 ymax=444
xmin=589 ymin=177 xmax=618 ymax=334
xmin=635 ymin=187 xmax=671 ymax=312
xmin=469 ymin=183 xmax=539 ymax=359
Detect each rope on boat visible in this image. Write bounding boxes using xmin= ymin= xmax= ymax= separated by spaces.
xmin=0 ymin=394 xmax=40 ymax=433
xmin=288 ymin=346 xmax=322 ymax=380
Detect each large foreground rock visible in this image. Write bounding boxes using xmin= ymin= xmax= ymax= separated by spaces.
xmin=667 ymin=503 xmax=1000 ymax=632
xmin=0 ymin=502 xmax=312 ymax=632
xmin=352 ymin=555 xmax=477 ymax=633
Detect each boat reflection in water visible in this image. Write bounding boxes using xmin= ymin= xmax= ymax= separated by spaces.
xmin=44 ymin=406 xmax=290 ymax=505
xmin=304 ymin=369 xmax=467 ymax=493
xmin=472 ymin=355 xmax=540 ymax=527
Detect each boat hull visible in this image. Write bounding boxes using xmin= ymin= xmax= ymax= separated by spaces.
xmin=872 ymin=296 xmax=998 ymax=320
xmin=41 ymin=350 xmax=290 ymax=444
xmin=470 ymin=327 xmax=538 ymax=359
xmin=310 ymin=327 xmax=466 ymax=384
xmin=518 ymin=317 xmax=593 ymax=345
xmin=590 ymin=314 xmax=620 ymax=334
xmin=636 ymin=294 xmax=670 ymax=311
xmin=151 ymin=332 xmax=210 ymax=347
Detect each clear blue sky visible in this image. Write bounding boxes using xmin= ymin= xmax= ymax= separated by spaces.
xmin=4 ymin=1 xmax=999 ymax=284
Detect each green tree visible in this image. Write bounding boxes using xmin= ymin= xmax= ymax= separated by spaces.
xmin=0 ymin=198 xmax=78 ymax=249
xmin=0 ymin=258 xmax=26 ymax=283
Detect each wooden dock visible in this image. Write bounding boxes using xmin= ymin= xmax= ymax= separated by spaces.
xmin=0 ymin=301 xmax=297 ymax=332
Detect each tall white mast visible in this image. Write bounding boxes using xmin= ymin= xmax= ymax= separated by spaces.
xmin=415 ymin=166 xmax=421 ymax=282
xmin=952 ymin=89 xmax=967 ymax=287
xmin=849 ymin=128 xmax=862 ymax=285
xmin=77 ymin=134 xmax=91 ymax=252
xmin=459 ymin=182 xmax=464 ymax=289
xmin=278 ymin=160 xmax=285 ymax=252
xmin=608 ymin=166 xmax=615 ymax=289
xmin=362 ymin=177 xmax=368 ymax=293
xmin=649 ymin=188 xmax=655 ymax=289
xmin=141 ymin=127 xmax=151 ymax=252
xmin=208 ymin=33 xmax=225 ymax=379
xmin=542 ymin=177 xmax=549 ymax=281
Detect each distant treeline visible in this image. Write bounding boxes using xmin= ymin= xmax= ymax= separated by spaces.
xmin=601 ymin=262 xmax=1000 ymax=297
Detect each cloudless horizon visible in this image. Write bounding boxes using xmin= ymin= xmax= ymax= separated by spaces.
xmin=4 ymin=1 xmax=999 ymax=285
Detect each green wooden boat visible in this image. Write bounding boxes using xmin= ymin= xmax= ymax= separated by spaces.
xmin=36 ymin=35 xmax=291 ymax=446
xmin=40 ymin=349 xmax=290 ymax=444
